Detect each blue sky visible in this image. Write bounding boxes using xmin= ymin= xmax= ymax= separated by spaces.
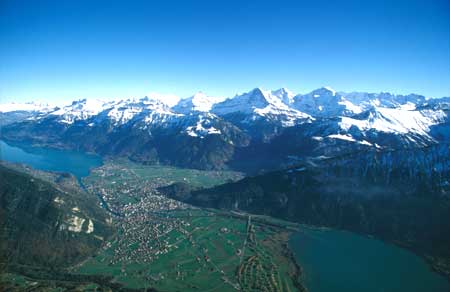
xmin=1 ymin=0 xmax=449 ymax=103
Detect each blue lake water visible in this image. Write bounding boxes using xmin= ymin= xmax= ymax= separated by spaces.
xmin=290 ymin=227 xmax=450 ymax=292
xmin=0 ymin=140 xmax=102 ymax=179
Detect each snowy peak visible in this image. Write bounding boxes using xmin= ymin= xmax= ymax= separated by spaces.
xmin=103 ymin=97 xmax=176 ymax=125
xmin=211 ymin=88 xmax=270 ymax=115
xmin=173 ymin=92 xmax=222 ymax=113
xmin=313 ymin=86 xmax=337 ymax=97
xmin=271 ymin=88 xmax=295 ymax=105
xmin=211 ymin=87 xmax=310 ymax=126
xmin=339 ymin=106 xmax=447 ymax=137
xmin=129 ymin=96 xmax=174 ymax=111
xmin=342 ymin=92 xmax=427 ymax=110
xmin=212 ymin=87 xmax=297 ymax=115
xmin=421 ymin=96 xmax=450 ymax=110
xmin=3 ymin=87 xmax=449 ymax=139
xmin=50 ymin=99 xmax=114 ymax=124
xmin=184 ymin=113 xmax=222 ymax=138
xmin=49 ymin=96 xmax=178 ymax=125
xmin=242 ymin=87 xmax=273 ymax=108
xmin=292 ymin=87 xmax=349 ymax=117
xmin=323 ymin=86 xmax=337 ymax=95
xmin=291 ymin=88 xmax=430 ymax=118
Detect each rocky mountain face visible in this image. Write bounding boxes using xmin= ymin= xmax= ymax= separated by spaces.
xmin=160 ymin=143 xmax=450 ymax=280
xmin=0 ymin=164 xmax=113 ymax=269
xmin=1 ymin=87 xmax=449 ymax=171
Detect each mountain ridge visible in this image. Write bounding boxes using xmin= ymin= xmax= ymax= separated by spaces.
xmin=1 ymin=87 xmax=449 ymax=171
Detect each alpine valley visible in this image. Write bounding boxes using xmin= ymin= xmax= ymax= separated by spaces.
xmin=1 ymin=87 xmax=450 ymax=291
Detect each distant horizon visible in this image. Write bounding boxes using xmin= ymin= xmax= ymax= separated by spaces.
xmin=0 ymin=84 xmax=448 ymax=106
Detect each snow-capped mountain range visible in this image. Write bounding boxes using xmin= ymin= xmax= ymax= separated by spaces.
xmin=2 ymin=86 xmax=447 ymax=137
xmin=1 ymin=87 xmax=449 ymax=170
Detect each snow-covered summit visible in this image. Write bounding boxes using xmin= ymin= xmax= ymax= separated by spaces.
xmin=290 ymin=88 xmax=433 ymax=118
xmin=183 ymin=113 xmax=222 ymax=138
xmin=292 ymin=87 xmax=355 ymax=117
xmin=50 ymin=98 xmax=114 ymax=124
xmin=271 ymin=88 xmax=295 ymax=105
xmin=343 ymin=92 xmax=427 ymax=110
xmin=339 ymin=106 xmax=446 ymax=137
xmin=211 ymin=88 xmax=310 ymax=126
xmin=102 ymin=97 xmax=177 ymax=126
xmin=173 ymin=92 xmax=224 ymax=113
xmin=212 ymin=88 xmax=270 ymax=115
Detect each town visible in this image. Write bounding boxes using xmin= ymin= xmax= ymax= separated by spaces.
xmin=77 ymin=160 xmax=302 ymax=291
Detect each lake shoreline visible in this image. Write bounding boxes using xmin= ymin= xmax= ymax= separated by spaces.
xmin=0 ymin=137 xmax=99 ymax=156
xmin=292 ymin=224 xmax=450 ymax=285
xmin=0 ymin=139 xmax=103 ymax=178
xmin=288 ymin=226 xmax=450 ymax=292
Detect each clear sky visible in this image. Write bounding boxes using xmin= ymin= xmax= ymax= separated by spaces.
xmin=1 ymin=0 xmax=449 ymax=103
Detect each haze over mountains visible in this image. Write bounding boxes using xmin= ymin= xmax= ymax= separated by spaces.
xmin=1 ymin=87 xmax=449 ymax=171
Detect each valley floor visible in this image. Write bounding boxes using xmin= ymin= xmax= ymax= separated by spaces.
xmin=0 ymin=160 xmax=305 ymax=292
xmin=75 ymin=209 xmax=303 ymax=291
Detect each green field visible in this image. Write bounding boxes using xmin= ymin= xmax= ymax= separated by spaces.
xmin=84 ymin=158 xmax=243 ymax=189
xmin=76 ymin=209 xmax=301 ymax=291
xmin=3 ymin=159 xmax=303 ymax=291
xmin=81 ymin=159 xmax=244 ymax=210
xmin=76 ymin=159 xmax=302 ymax=291
xmin=0 ymin=272 xmax=102 ymax=291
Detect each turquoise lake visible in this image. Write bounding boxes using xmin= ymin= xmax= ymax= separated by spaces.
xmin=290 ymin=227 xmax=450 ymax=292
xmin=0 ymin=140 xmax=102 ymax=178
